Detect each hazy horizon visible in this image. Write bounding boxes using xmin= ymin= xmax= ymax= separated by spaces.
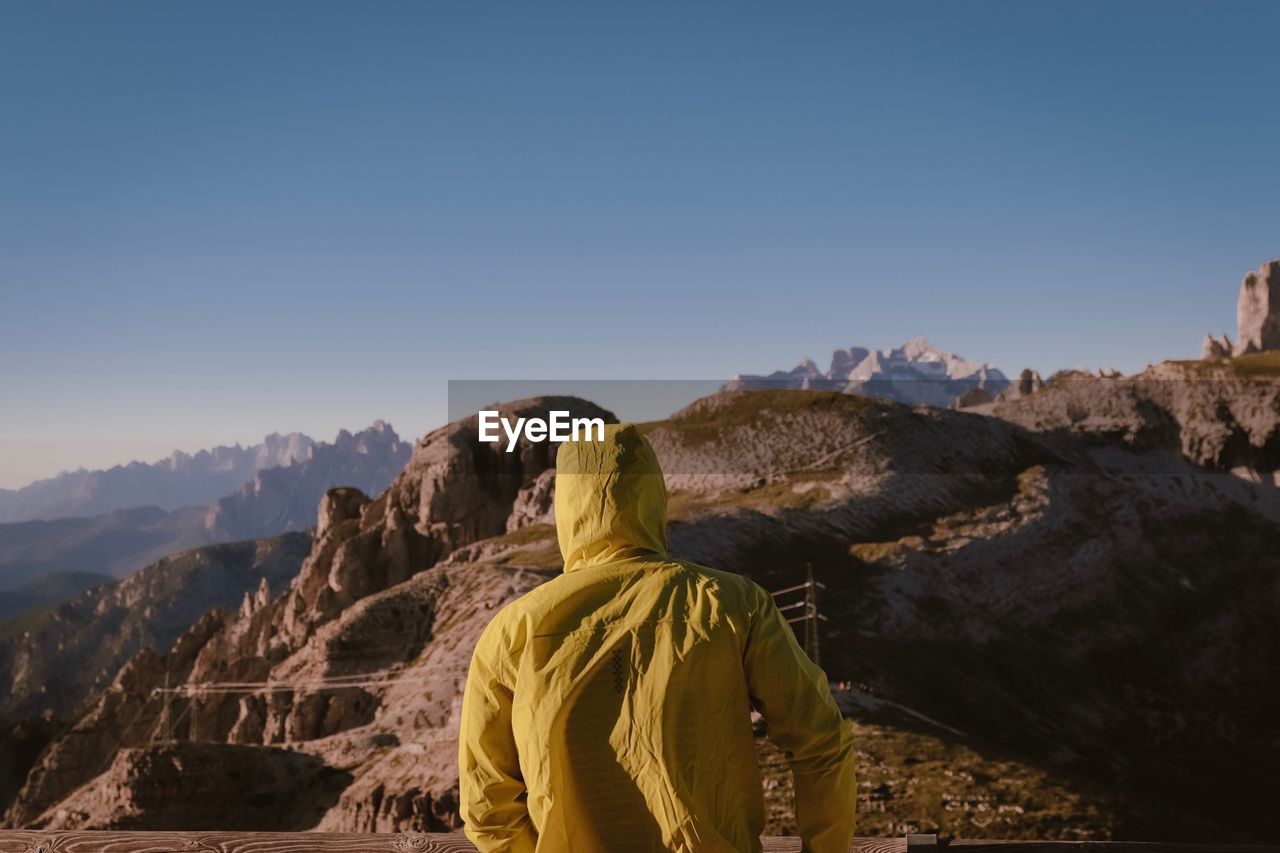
xmin=4 ymin=1 xmax=1279 ymax=489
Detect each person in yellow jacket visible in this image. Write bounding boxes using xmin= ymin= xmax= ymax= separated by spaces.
xmin=459 ymin=423 xmax=856 ymax=853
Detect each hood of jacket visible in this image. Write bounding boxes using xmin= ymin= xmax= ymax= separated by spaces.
xmin=554 ymin=422 xmax=668 ymax=572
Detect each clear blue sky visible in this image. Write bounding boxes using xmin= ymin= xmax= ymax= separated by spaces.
xmin=2 ymin=1 xmax=1278 ymax=488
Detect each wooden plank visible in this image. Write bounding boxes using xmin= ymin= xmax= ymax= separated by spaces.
xmin=0 ymin=832 xmax=1275 ymax=853
xmin=0 ymin=832 xmax=468 ymax=853
xmin=943 ymin=843 xmax=1280 ymax=853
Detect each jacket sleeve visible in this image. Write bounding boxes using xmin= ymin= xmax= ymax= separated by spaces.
xmin=743 ymin=583 xmax=857 ymax=853
xmin=458 ymin=618 xmax=537 ymax=853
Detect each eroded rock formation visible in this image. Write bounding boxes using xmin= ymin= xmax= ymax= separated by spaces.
xmin=1236 ymin=260 xmax=1280 ymax=355
xmin=1201 ymin=259 xmax=1280 ymax=360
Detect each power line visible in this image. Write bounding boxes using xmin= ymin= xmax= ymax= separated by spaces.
xmin=140 ymin=569 xmax=829 ymax=747
xmin=149 ymin=672 xmax=449 ymax=697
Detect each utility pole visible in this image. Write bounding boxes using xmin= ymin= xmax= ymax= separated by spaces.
xmin=770 ymin=565 xmax=828 ymax=666
xmin=803 ymin=563 xmax=821 ymax=667
xmin=158 ymin=669 xmax=172 ymax=744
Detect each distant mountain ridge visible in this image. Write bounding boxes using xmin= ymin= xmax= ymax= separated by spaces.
xmin=0 ymin=423 xmax=411 ymax=610
xmin=203 ymin=421 xmax=411 ymax=541
xmin=0 ymin=433 xmax=316 ymax=523
xmin=0 ymin=570 xmax=113 ymax=623
xmin=730 ymin=336 xmax=1010 ymax=408
xmin=0 ymin=506 xmax=208 ymax=590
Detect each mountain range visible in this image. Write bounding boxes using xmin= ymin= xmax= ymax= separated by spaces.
xmin=3 ymin=358 xmax=1278 ymax=840
xmin=0 ymin=433 xmax=315 ymax=524
xmin=0 ymin=423 xmax=411 ymax=611
xmin=729 ymin=336 xmax=1011 ymax=408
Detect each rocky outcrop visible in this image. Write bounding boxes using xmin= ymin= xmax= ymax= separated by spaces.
xmin=1235 ymin=260 xmax=1280 ymax=355
xmin=505 ymin=469 xmax=556 ymax=532
xmin=1202 ymin=332 xmax=1233 ymax=361
xmin=1200 ymin=260 xmax=1280 ymax=360
xmin=991 ymin=359 xmax=1280 ymax=476
xmin=316 ymin=487 xmax=371 ymax=535
xmin=996 ymin=368 xmax=1045 ymax=403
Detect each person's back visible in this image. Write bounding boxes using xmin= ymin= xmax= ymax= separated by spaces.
xmin=459 ymin=423 xmax=856 ymax=853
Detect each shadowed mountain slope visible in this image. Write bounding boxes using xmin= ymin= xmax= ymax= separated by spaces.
xmin=0 ymin=533 xmax=312 ymax=734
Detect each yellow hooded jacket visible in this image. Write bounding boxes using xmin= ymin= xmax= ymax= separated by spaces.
xmin=459 ymin=424 xmax=856 ymax=852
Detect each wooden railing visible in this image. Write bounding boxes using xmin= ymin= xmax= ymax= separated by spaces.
xmin=0 ymin=832 xmax=1276 ymax=852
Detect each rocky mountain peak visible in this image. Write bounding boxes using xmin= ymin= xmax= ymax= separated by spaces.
xmin=200 ymin=423 xmax=411 ymax=542
xmin=730 ymin=338 xmax=1009 ymax=408
xmin=827 ymin=347 xmax=870 ymax=378
xmin=898 ymin=335 xmax=938 ymax=360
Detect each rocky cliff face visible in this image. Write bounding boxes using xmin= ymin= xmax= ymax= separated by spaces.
xmin=0 ymin=533 xmax=312 ymax=729
xmin=0 ymin=532 xmax=311 ymax=817
xmin=7 ymin=387 xmax=1280 ymax=841
xmin=1235 ymin=259 xmax=1280 ymax=355
xmin=996 ymin=368 xmax=1045 ymax=402
xmin=731 ymin=337 xmax=1010 ymax=408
